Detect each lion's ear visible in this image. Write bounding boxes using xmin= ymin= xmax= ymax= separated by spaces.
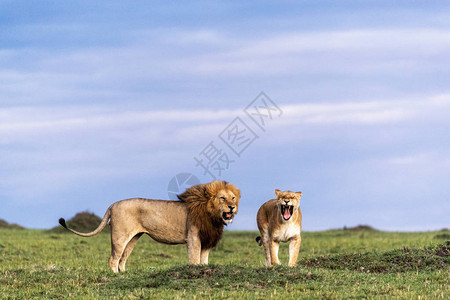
xmin=275 ymin=189 xmax=281 ymax=197
xmin=296 ymin=191 xmax=302 ymax=198
xmin=229 ymin=185 xmax=240 ymax=201
xmin=234 ymin=188 xmax=241 ymax=200
xmin=205 ymin=181 xmax=220 ymax=201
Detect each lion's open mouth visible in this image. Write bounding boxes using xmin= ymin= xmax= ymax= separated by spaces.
xmin=222 ymin=212 xmax=233 ymax=225
xmin=281 ymin=205 xmax=294 ymax=221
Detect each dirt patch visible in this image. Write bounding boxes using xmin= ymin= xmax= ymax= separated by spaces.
xmin=434 ymin=233 xmax=450 ymax=240
xmin=434 ymin=241 xmax=449 ymax=257
xmin=154 ymin=253 xmax=172 ymax=259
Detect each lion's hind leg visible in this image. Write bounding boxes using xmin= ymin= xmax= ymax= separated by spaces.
xmin=109 ymin=232 xmax=137 ymax=273
xmin=118 ymin=233 xmax=143 ymax=272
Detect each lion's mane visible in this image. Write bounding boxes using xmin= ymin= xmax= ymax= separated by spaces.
xmin=177 ymin=180 xmax=240 ymax=249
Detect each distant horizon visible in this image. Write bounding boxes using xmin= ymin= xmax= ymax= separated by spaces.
xmin=1 ymin=215 xmax=448 ymax=233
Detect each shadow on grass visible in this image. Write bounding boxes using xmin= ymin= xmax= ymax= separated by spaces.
xmin=109 ymin=265 xmax=318 ymax=290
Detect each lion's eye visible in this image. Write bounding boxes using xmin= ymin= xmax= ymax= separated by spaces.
xmin=220 ymin=197 xmax=226 ymax=201
xmin=232 ymin=196 xmax=235 ymax=200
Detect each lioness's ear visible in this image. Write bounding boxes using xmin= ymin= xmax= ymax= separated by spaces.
xmin=296 ymin=191 xmax=302 ymax=198
xmin=275 ymin=189 xmax=281 ymax=197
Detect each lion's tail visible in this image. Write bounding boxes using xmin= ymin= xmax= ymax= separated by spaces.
xmin=255 ymin=236 xmax=262 ymax=246
xmin=59 ymin=207 xmax=111 ymax=237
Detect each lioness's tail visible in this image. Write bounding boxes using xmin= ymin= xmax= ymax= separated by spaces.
xmin=59 ymin=207 xmax=111 ymax=237
xmin=256 ymin=236 xmax=262 ymax=246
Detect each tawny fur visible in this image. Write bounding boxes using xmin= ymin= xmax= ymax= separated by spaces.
xmin=59 ymin=180 xmax=240 ymax=273
xmin=256 ymin=189 xmax=302 ymax=267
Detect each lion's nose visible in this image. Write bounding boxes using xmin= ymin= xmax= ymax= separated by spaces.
xmin=284 ymin=200 xmax=289 ymax=205
xmin=228 ymin=205 xmax=235 ymax=212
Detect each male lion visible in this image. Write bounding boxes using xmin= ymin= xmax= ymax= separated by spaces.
xmin=59 ymin=180 xmax=240 ymax=273
xmin=256 ymin=189 xmax=302 ymax=267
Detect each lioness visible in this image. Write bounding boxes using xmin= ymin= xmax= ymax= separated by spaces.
xmin=256 ymin=189 xmax=302 ymax=267
xmin=59 ymin=180 xmax=240 ymax=273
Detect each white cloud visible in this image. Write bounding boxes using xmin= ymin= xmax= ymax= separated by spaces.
xmin=1 ymin=27 xmax=450 ymax=114
xmin=4 ymin=28 xmax=450 ymax=94
xmin=168 ymin=29 xmax=450 ymax=76
xmin=388 ymin=152 xmax=450 ymax=170
xmin=284 ymin=102 xmax=410 ymax=124
xmin=233 ymin=29 xmax=450 ymax=57
xmin=277 ymin=93 xmax=450 ymax=127
xmin=388 ymin=153 xmax=430 ymax=165
xmin=2 ymin=93 xmax=449 ymax=147
xmin=0 ymin=106 xmax=239 ymax=146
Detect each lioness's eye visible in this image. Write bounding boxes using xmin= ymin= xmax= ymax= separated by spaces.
xmin=220 ymin=197 xmax=226 ymax=200
xmin=232 ymin=197 xmax=235 ymax=200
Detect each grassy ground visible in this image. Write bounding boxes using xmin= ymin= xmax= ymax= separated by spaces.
xmin=0 ymin=228 xmax=448 ymax=299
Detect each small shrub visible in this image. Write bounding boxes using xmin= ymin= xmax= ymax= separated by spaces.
xmin=0 ymin=219 xmax=24 ymax=229
xmin=48 ymin=211 xmax=110 ymax=233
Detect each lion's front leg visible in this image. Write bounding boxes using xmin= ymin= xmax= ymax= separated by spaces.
xmin=200 ymin=248 xmax=210 ymax=264
xmin=186 ymin=225 xmax=201 ymax=264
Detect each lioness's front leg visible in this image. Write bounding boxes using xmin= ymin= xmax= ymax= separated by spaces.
xmin=288 ymin=236 xmax=301 ymax=267
xmin=186 ymin=225 xmax=201 ymax=264
xmin=269 ymin=240 xmax=280 ymax=265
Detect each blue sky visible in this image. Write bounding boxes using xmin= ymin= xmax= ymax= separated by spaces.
xmin=1 ymin=1 xmax=449 ymax=231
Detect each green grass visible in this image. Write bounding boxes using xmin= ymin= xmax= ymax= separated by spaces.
xmin=0 ymin=228 xmax=448 ymax=299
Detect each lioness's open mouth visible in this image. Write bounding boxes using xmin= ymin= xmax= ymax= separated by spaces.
xmin=281 ymin=205 xmax=294 ymax=221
